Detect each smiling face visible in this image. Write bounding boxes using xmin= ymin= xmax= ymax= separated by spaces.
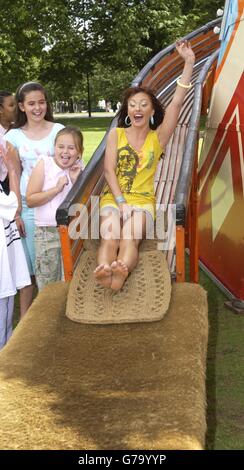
xmin=127 ymin=92 xmax=154 ymax=128
xmin=18 ymin=90 xmax=47 ymax=123
xmin=54 ymin=133 xmax=80 ymax=169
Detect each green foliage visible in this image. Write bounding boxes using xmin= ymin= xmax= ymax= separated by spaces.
xmin=0 ymin=0 xmax=68 ymax=90
xmin=89 ymin=64 xmax=137 ymax=105
xmin=180 ymin=0 xmax=223 ymax=33
xmin=0 ymin=0 xmax=223 ymax=101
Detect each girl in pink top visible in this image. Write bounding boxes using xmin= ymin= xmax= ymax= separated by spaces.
xmin=26 ymin=126 xmax=84 ymax=291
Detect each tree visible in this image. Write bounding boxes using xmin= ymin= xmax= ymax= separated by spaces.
xmin=0 ymin=0 xmax=223 ymax=104
xmin=180 ymin=0 xmax=223 ymax=32
xmin=39 ymin=0 xmax=186 ymax=105
xmin=0 ymin=0 xmax=69 ymax=90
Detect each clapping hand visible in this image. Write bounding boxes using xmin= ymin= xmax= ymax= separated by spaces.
xmin=0 ymin=141 xmax=15 ymax=173
xmin=0 ymin=142 xmax=26 ymax=237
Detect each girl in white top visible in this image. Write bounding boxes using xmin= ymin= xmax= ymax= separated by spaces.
xmin=26 ymin=126 xmax=83 ymax=291
xmin=5 ymin=82 xmax=64 ymax=316
xmin=0 ymin=138 xmax=30 ymax=349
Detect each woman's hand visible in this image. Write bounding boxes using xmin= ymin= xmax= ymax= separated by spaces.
xmin=118 ymin=202 xmax=132 ymax=222
xmin=175 ymin=40 xmax=195 ymax=64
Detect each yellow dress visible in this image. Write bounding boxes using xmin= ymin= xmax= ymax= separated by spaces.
xmin=100 ymin=127 xmax=164 ymax=219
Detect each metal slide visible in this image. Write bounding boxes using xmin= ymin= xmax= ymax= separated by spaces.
xmin=57 ymin=18 xmax=221 ymax=283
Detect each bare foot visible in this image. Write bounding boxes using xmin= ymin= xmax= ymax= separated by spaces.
xmin=110 ymin=260 xmax=129 ymax=291
xmin=94 ymin=264 xmax=112 ymax=288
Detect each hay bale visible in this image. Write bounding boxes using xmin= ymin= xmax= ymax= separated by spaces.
xmin=0 ymin=282 xmax=208 ymax=450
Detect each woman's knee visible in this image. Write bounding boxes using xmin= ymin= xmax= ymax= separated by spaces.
xmin=99 ymin=212 xmax=120 ymax=239
xmin=122 ymin=212 xmax=147 ymax=241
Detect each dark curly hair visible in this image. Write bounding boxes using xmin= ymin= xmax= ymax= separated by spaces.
xmin=0 ymin=90 xmax=12 ymax=107
xmin=117 ymin=86 xmax=165 ymax=130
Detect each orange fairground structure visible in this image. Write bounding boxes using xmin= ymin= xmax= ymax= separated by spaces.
xmin=198 ymin=0 xmax=244 ymax=313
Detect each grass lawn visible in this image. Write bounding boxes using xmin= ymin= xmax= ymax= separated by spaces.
xmin=188 ymin=264 xmax=244 ymax=450
xmin=13 ymin=115 xmax=244 ymax=449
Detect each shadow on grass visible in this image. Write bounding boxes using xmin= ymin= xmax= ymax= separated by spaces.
xmin=203 ymin=279 xmax=219 ymax=450
xmin=186 ymin=258 xmax=218 ymax=449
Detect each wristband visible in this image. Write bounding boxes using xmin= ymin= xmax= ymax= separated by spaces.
xmin=176 ymin=78 xmax=192 ymax=89
xmin=115 ymin=195 xmax=126 ymax=204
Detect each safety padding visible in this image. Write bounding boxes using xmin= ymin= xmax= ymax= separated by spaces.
xmin=66 ymin=250 xmax=171 ymax=324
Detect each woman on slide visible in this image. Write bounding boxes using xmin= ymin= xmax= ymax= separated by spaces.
xmin=94 ymin=40 xmax=195 ymax=291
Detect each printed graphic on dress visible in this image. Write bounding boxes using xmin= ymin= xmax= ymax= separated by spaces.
xmin=116 ymin=145 xmax=139 ymax=192
xmin=146 ymin=150 xmax=154 ymax=169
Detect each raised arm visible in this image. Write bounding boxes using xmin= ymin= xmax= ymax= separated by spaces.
xmin=157 ymin=40 xmax=195 ymax=149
